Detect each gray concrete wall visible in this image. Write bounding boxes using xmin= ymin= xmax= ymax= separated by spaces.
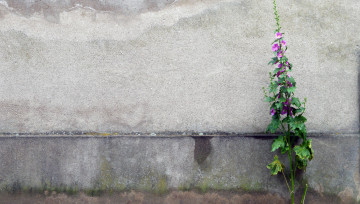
xmin=0 ymin=134 xmax=358 ymax=202
xmin=0 ymin=0 xmax=359 ymax=133
xmin=0 ymin=0 xmax=360 ymax=202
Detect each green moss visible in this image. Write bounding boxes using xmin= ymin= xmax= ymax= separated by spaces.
xmin=155 ymin=176 xmax=168 ymax=195
xmin=236 ymin=175 xmax=264 ymax=192
xmin=137 ymin=171 xmax=168 ymax=194
xmin=198 ymin=179 xmax=209 ymax=193
xmin=178 ymin=183 xmax=192 ymax=191
xmin=99 ymin=156 xmax=114 ymax=191
xmin=138 ymin=175 xmax=153 ymax=192
xmin=114 ymin=182 xmax=127 ymax=192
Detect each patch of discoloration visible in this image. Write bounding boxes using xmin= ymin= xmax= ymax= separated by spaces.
xmin=338 ymin=187 xmax=355 ymax=204
xmin=0 ymin=100 xmax=151 ymax=133
xmin=3 ymin=0 xmax=176 ymax=19
xmin=320 ymin=44 xmax=350 ymax=62
xmin=193 ymin=137 xmax=212 ymax=165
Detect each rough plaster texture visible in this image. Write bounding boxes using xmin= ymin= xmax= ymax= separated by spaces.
xmin=0 ymin=0 xmax=359 ymax=133
xmin=0 ymin=135 xmax=358 ymax=201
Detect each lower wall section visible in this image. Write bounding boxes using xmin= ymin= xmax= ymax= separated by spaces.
xmin=0 ymin=134 xmax=358 ymax=202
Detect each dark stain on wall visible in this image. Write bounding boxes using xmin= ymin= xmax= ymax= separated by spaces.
xmin=192 ymin=136 xmax=212 ymax=165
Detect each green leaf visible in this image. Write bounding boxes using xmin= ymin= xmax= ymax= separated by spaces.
xmin=271 ymin=136 xmax=285 ymax=152
xmin=287 ymin=86 xmax=296 ymax=93
xmin=278 ymin=76 xmax=285 ymax=84
xmin=288 ymin=77 xmax=296 ymax=84
xmin=266 ymin=118 xmax=280 ymax=133
xmin=281 ymin=145 xmax=289 ymax=154
xmin=275 ymin=102 xmax=283 ymax=110
xmin=295 ymin=115 xmax=307 ymax=123
xmin=265 ymin=97 xmax=275 ymax=102
xmin=273 ymin=68 xmax=281 ymax=75
xmin=268 ymin=57 xmax=278 ymax=65
xmin=282 ymin=116 xmax=294 ymax=125
xmin=269 ymin=82 xmax=278 ymax=93
xmin=279 ymin=97 xmax=286 ymax=103
xmin=267 ymin=155 xmax=285 ymax=176
xmin=294 ymin=145 xmax=310 ymax=160
xmin=291 ymin=97 xmax=301 ymax=107
xmin=280 ymin=86 xmax=287 ymax=94
xmin=295 ymin=155 xmax=308 ymax=170
xmin=294 ymin=139 xmax=313 ymax=160
xmin=289 ymin=116 xmax=307 ymax=133
xmin=294 ymin=107 xmax=305 ymax=115
xmin=280 ymin=56 xmax=288 ymax=63
xmin=289 ymin=63 xmax=293 ymax=69
xmin=306 ymin=139 xmax=314 ymax=161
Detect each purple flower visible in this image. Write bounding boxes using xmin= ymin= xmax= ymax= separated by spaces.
xmin=278 ymin=63 xmax=283 ymax=68
xmin=275 ymin=32 xmax=282 ymax=39
xmin=284 ymin=98 xmax=291 ymax=106
xmin=286 ymin=61 xmax=290 ymax=67
xmin=281 ymin=40 xmax=286 ymax=47
xmin=276 ymin=68 xmax=286 ymax=77
xmin=277 ymin=51 xmax=283 ymax=58
xmin=272 ymin=43 xmax=279 ymax=52
xmin=271 ymin=108 xmax=276 ymax=116
xmin=287 ymin=73 xmax=290 ymax=78
xmin=281 ymin=103 xmax=293 ymax=116
xmin=287 ymin=80 xmax=293 ymax=87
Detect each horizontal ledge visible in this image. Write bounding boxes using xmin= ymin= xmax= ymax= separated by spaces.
xmin=0 ymin=132 xmax=358 ymax=138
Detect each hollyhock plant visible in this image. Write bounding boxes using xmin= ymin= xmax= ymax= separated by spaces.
xmin=262 ymin=0 xmax=313 ymax=204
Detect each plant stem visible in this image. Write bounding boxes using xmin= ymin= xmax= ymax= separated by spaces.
xmin=301 ymin=184 xmax=308 ymax=204
xmin=282 ymin=170 xmax=291 ymax=194
xmin=288 ymin=146 xmax=295 ymax=204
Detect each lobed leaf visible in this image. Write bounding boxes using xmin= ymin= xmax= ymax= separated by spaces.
xmin=291 ymin=97 xmax=301 ymax=107
xmin=288 ymin=77 xmax=296 ymax=84
xmin=294 ymin=139 xmax=313 ymax=161
xmin=271 ymin=136 xmax=285 ymax=152
xmin=294 ymin=145 xmax=310 ymax=160
xmin=267 ymin=155 xmax=285 ymax=175
xmin=265 ymin=97 xmax=275 ymax=102
xmin=287 ymin=86 xmax=296 ymax=93
xmin=295 ymin=155 xmax=308 ymax=170
xmin=266 ymin=118 xmax=280 ymax=133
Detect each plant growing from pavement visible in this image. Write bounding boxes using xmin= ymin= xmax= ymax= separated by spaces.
xmin=263 ymin=1 xmax=313 ymax=203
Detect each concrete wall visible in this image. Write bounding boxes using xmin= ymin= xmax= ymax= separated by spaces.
xmin=0 ymin=134 xmax=358 ymax=202
xmin=0 ymin=0 xmax=359 ymax=133
xmin=0 ymin=0 xmax=360 ymax=202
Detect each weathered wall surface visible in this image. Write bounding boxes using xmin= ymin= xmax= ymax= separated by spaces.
xmin=0 ymin=135 xmax=358 ymax=202
xmin=0 ymin=0 xmax=359 ymax=202
xmin=0 ymin=0 xmax=359 ymax=133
